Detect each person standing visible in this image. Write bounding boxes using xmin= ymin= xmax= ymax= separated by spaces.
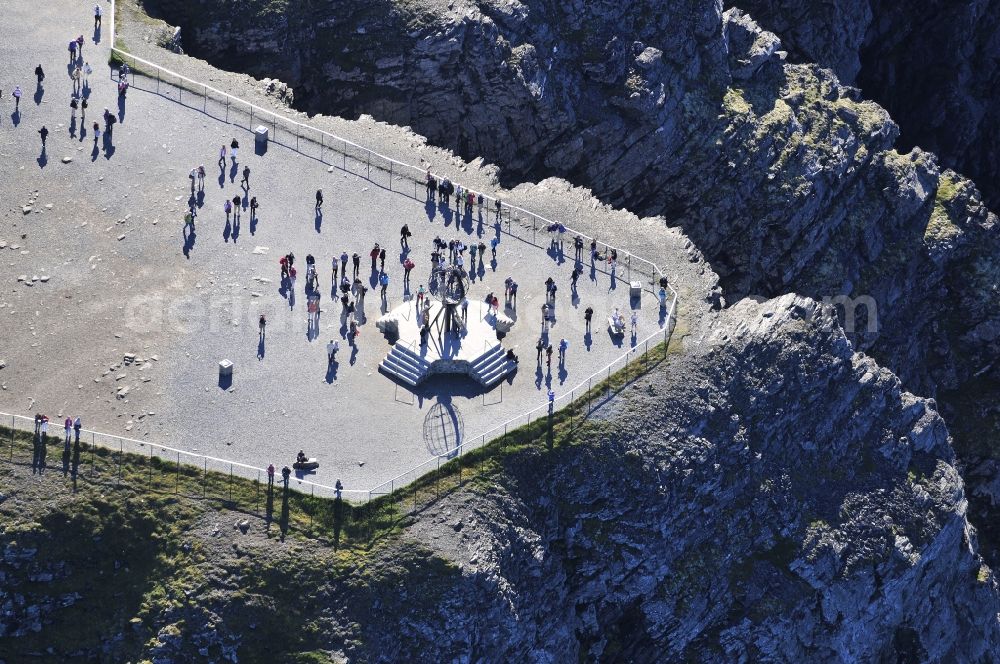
xmin=242 ymin=165 xmax=251 ymax=189
xmin=558 ymin=338 xmax=568 ymax=364
xmin=249 ymin=196 xmax=258 ymax=221
xmin=83 ymin=62 xmax=93 ymax=85
xmin=259 ymin=313 xmax=267 ymax=337
xmin=232 ymin=195 xmax=242 ymax=221
xmin=80 ymin=97 xmax=87 ymax=122
xmin=351 ymin=252 xmax=360 ymax=278
xmin=230 ymin=138 xmax=239 ymax=162
xmin=38 ymin=125 xmax=49 ymax=147
xmin=315 ymin=189 xmax=323 ymax=210
xmin=64 ymin=417 xmax=72 ymax=447
xmin=631 ymin=311 xmax=638 ymax=335
xmin=68 ymin=39 xmax=77 ymax=63
xmin=509 ymin=280 xmax=518 ymax=307
xmin=267 ymin=463 xmax=275 ymax=486
xmin=378 ymin=247 xmax=386 ymax=271
xmin=197 ymin=164 xmax=206 ymax=189
xmin=76 ymin=35 xmax=85 ymax=58
xmin=536 ymin=338 xmax=545 ymax=365
xmin=584 ymin=306 xmax=593 ymax=333
xmin=73 ymin=416 xmax=82 ymax=443
xmin=92 ymin=123 xmax=100 ymax=146
xmin=70 ymin=98 xmax=78 ymax=120
xmin=94 ymin=4 xmax=102 ymax=29
xmin=461 ymin=296 xmax=469 ymax=321
xmin=12 ymin=86 xmax=21 ymax=111
xmin=545 ymin=344 xmax=553 ymax=371
xmin=189 ymin=167 xmax=197 ymax=193
xmin=224 ymin=198 xmax=232 ymax=221
xmin=370 ymin=244 xmax=380 ymax=271
xmin=34 ymin=64 xmax=44 ymax=85
xmin=379 ymin=271 xmax=389 ymax=298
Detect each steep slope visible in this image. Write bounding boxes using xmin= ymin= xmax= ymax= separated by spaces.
xmin=726 ymin=0 xmax=1000 ymax=213
xmin=4 ymin=296 xmax=996 ymax=661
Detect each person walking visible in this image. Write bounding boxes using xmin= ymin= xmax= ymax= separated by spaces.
xmin=461 ymin=296 xmax=469 ymax=321
xmin=315 ymin=189 xmax=324 ymax=211
xmin=64 ymin=417 xmax=72 ymax=447
xmin=351 ymin=252 xmax=360 ymax=278
xmin=80 ymin=97 xmax=87 ymax=121
xmin=12 ymin=86 xmax=21 ymax=112
xmin=70 ymin=97 xmax=78 ymax=120
xmin=68 ymin=39 xmax=77 ymax=63
xmin=92 ymin=122 xmax=100 ymax=146
xmin=230 ymin=138 xmax=239 ymax=163
xmin=378 ymin=247 xmax=386 ymax=271
xmin=403 ymin=258 xmax=414 ymax=286
xmin=189 ymin=167 xmax=197 ymax=193
xmin=545 ymin=344 xmax=553 ymax=371
xmin=536 ymin=338 xmax=545 ymax=365
xmin=218 ymin=144 xmax=227 ymax=167
xmin=370 ymin=244 xmax=380 ymax=271
xmin=38 ymin=125 xmax=49 ymax=147
xmin=584 ymin=306 xmax=593 ymax=333
xmin=83 ymin=62 xmax=93 ymax=85
xmin=416 ymin=284 xmax=426 ymax=309
xmin=259 ymin=313 xmax=267 ymax=337
xmin=224 ymin=198 xmax=233 ymax=222
xmin=76 ymin=35 xmax=85 ymax=58
xmin=571 ymin=265 xmax=580 ymax=290
xmin=250 ymin=196 xmax=258 ymax=221
xmin=232 ymin=195 xmax=242 ymax=221
xmin=267 ymin=463 xmax=275 ymax=486
xmin=400 ymin=224 xmax=411 ymax=249
xmin=631 ymin=311 xmax=638 ymax=335
xmin=197 ymin=164 xmax=206 ymax=189
xmin=94 ymin=4 xmax=102 ymax=29
xmin=34 ymin=64 xmax=44 ymax=85
xmin=379 ymin=271 xmax=389 ymax=298
xmin=241 ymin=165 xmax=250 ymax=189
xmin=558 ymin=338 xmax=568 ymax=364
xmin=510 ymin=280 xmax=518 ymax=307
xmin=183 ymin=208 xmax=195 ymax=228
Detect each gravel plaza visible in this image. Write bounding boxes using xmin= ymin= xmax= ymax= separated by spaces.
xmin=0 ymin=0 xmax=675 ymax=493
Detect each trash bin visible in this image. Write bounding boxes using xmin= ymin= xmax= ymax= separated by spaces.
xmin=219 ymin=359 xmax=234 ymax=377
xmin=629 ymin=281 xmax=642 ymax=298
xmin=254 ymin=125 xmax=269 ymax=154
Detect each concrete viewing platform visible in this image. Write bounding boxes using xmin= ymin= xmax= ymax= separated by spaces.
xmin=377 ymin=300 xmax=517 ymax=388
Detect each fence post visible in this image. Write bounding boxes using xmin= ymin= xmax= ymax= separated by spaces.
xmin=256 ymin=470 xmax=260 ymax=514
xmin=367 ymin=152 xmax=370 ymax=180
xmin=343 ymin=141 xmax=346 ymax=170
xmin=436 ymin=457 xmax=440 ymax=498
xmin=118 ymin=438 xmax=123 ymax=486
xmin=176 ymin=452 xmax=180 ymax=494
xmin=389 ymin=162 xmax=393 ymax=191
xmin=296 ymin=127 xmax=299 ymax=153
xmin=229 ymin=463 xmax=233 ymax=503
xmin=156 ymin=68 xmax=159 ymax=94
xmin=203 ymin=85 xmax=207 ymax=113
xmin=310 ymin=485 xmax=314 ymax=528
xmin=225 ymin=97 xmax=229 ymax=123
xmin=320 ymin=132 xmax=324 ymax=162
xmin=203 ymin=457 xmax=207 ymax=498
xmin=9 ymin=414 xmax=13 ymax=462
xmin=179 ymin=82 xmax=182 ymax=104
xmin=588 ymin=377 xmax=593 ymax=415
xmin=250 ymin=106 xmax=253 ymax=130
xmin=90 ymin=432 xmax=96 ymax=477
xmin=147 ymin=445 xmax=152 ymax=488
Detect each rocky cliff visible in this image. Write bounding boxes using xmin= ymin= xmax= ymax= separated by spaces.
xmin=146 ymin=0 xmax=1000 ymax=562
xmin=726 ymin=0 xmax=1000 ymax=214
xmin=5 ymin=297 xmax=997 ymax=661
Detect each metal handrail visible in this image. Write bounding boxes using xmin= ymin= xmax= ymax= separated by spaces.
xmin=0 ymin=411 xmax=368 ymax=499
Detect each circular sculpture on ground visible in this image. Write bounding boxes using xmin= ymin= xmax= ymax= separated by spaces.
xmin=423 ymin=401 xmax=465 ymax=455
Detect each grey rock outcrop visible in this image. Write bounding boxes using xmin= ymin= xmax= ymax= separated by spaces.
xmin=727 ymin=0 xmax=1000 ymax=214
xmin=358 ymin=296 xmax=1000 ymax=660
